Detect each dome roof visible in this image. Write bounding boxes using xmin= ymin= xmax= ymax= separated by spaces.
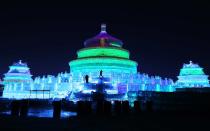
xmin=84 ymin=24 xmax=123 ymax=48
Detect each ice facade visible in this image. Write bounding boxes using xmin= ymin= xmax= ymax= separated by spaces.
xmin=1 ymin=24 xmax=209 ymax=100
xmin=2 ymin=60 xmax=73 ymax=99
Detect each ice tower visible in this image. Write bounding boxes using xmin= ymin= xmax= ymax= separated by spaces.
xmin=69 ymin=24 xmax=138 ymax=76
xmin=69 ymin=24 xmax=138 ymax=99
xmin=176 ymin=61 xmax=209 ymax=88
xmin=3 ymin=60 xmax=33 ymax=98
xmin=3 ymin=60 xmax=32 ymax=84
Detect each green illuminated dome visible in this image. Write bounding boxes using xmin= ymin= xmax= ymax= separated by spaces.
xmin=69 ymin=24 xmax=138 ymax=77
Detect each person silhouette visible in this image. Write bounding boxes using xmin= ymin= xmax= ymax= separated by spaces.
xmin=100 ymin=70 xmax=103 ymax=77
xmin=85 ymin=75 xmax=89 ymax=83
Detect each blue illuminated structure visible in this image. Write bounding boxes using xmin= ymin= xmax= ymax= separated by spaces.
xmin=1 ymin=24 xmax=209 ymax=101
xmin=176 ymin=61 xmax=209 ymax=88
xmin=3 ymin=60 xmax=32 ymax=84
xmin=3 ymin=60 xmax=33 ymax=99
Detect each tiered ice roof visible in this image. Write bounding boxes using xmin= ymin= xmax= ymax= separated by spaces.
xmin=84 ymin=24 xmax=123 ymax=48
xmin=3 ymin=60 xmax=32 ymax=84
xmin=179 ymin=61 xmax=205 ymax=76
xmin=176 ymin=61 xmax=209 ymax=87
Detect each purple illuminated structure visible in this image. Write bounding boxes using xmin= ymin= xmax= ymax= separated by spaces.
xmin=84 ymin=24 xmax=123 ymax=47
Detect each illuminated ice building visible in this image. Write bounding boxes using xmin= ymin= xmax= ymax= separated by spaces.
xmin=2 ymin=60 xmax=33 ymax=98
xmin=3 ymin=60 xmax=72 ymax=99
xmin=2 ymin=24 xmax=209 ymax=100
xmin=175 ymin=61 xmax=209 ymax=88
xmin=69 ymin=24 xmax=175 ymax=100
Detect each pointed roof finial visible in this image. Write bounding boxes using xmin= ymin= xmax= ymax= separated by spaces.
xmin=189 ymin=60 xmax=193 ymax=64
xmin=101 ymin=23 xmax=106 ymax=33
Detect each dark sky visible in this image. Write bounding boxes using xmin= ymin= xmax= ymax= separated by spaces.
xmin=0 ymin=1 xmax=210 ymax=80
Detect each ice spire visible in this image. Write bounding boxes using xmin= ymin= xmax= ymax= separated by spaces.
xmin=101 ymin=23 xmax=106 ymax=33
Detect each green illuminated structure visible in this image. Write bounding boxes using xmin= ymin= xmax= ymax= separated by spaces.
xmin=77 ymin=47 xmax=130 ymax=59
xmin=69 ymin=24 xmax=138 ymax=77
xmin=70 ymin=50 xmax=137 ymax=74
xmin=69 ymin=24 xmax=138 ymax=98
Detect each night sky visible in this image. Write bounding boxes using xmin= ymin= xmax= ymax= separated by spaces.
xmin=0 ymin=1 xmax=210 ymax=80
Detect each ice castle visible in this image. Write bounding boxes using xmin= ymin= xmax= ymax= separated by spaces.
xmin=1 ymin=24 xmax=209 ymax=100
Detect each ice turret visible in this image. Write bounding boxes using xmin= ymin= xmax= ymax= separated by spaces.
xmin=176 ymin=61 xmax=209 ymax=88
